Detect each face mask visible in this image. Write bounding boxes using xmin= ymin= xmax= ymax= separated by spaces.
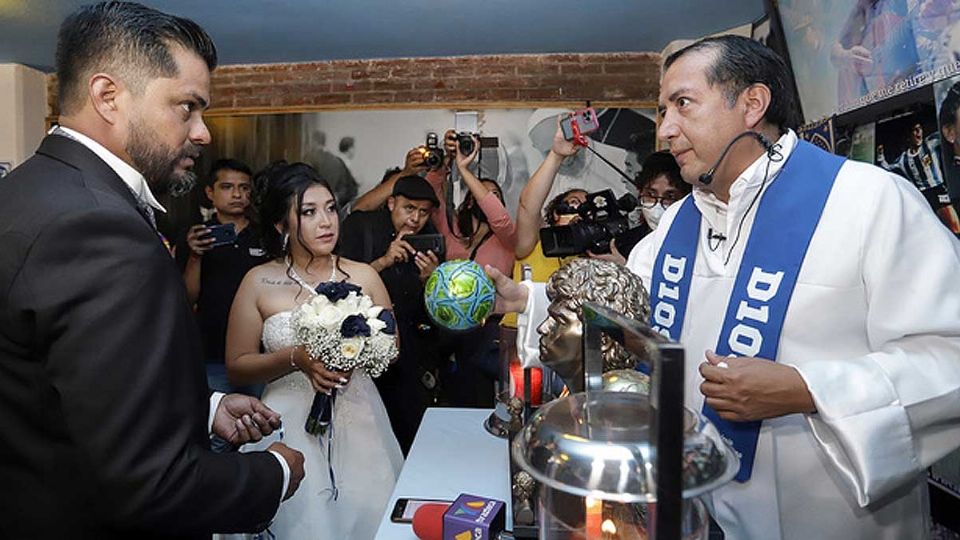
xmin=641 ymin=204 xmax=666 ymax=229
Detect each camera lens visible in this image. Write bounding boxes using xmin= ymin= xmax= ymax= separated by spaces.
xmin=457 ymin=134 xmax=475 ymax=156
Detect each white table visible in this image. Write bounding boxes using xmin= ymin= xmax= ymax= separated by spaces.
xmin=375 ymin=408 xmax=513 ymax=539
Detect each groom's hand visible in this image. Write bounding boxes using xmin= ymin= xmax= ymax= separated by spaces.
xmin=268 ymin=442 xmax=306 ymax=500
xmin=213 ymin=394 xmax=282 ymax=446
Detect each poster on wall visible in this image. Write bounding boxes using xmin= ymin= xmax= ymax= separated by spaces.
xmin=779 ymin=0 xmax=960 ymax=122
xmin=850 ymin=122 xmax=878 ymax=162
xmin=874 ymin=102 xmax=960 ymax=233
xmin=200 ymin=107 xmax=656 ymax=219
xmin=798 ymin=117 xmax=836 ymax=152
xmin=934 ymin=74 xmax=960 ymax=209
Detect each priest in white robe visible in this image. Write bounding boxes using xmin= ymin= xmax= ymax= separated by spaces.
xmin=492 ymin=35 xmax=960 ymax=540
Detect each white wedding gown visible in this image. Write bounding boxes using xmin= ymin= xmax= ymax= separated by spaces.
xmin=226 ymin=310 xmax=404 ymax=540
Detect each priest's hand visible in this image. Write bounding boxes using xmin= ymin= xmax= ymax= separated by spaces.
xmin=213 ymin=393 xmax=283 ymax=446
xmin=699 ymin=350 xmax=816 ymax=422
xmin=485 ymin=264 xmax=529 ymax=314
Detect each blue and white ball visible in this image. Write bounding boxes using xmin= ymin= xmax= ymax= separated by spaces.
xmin=424 ymin=259 xmax=496 ymax=331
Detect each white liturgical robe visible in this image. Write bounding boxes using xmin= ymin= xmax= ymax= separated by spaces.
xmin=521 ymin=130 xmax=960 ymax=539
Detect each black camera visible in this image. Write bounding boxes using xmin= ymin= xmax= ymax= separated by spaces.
xmin=456 ymin=132 xmax=476 ymax=155
xmin=539 ymin=189 xmax=638 ymax=257
xmin=422 ymin=132 xmax=445 ymax=170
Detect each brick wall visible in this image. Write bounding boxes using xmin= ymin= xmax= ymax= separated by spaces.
xmin=47 ymin=52 xmax=660 ymax=118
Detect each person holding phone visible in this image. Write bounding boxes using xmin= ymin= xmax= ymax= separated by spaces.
xmin=339 ymin=175 xmax=442 ymax=454
xmin=176 ymin=159 xmax=269 ymax=421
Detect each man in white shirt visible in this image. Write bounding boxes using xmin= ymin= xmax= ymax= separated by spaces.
xmin=0 ymin=3 xmax=303 ymax=538
xmin=489 ymin=35 xmax=960 ymax=539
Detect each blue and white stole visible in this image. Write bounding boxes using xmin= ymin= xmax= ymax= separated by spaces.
xmin=648 ymin=140 xmax=844 ymax=482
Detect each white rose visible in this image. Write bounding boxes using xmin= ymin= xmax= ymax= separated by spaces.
xmin=368 ymin=317 xmax=387 ymax=334
xmin=336 ymin=292 xmax=360 ymax=314
xmin=357 ymin=294 xmax=374 ymax=314
xmin=308 ymin=295 xmax=331 ymax=313
xmin=365 ymin=305 xmax=383 ymax=319
xmin=340 ymin=337 xmax=365 ymax=359
xmin=303 ymin=313 xmax=325 ymax=329
xmin=315 ymin=305 xmax=344 ymax=331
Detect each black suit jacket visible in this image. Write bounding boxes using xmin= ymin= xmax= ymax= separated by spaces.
xmin=0 ymin=135 xmax=283 ymax=539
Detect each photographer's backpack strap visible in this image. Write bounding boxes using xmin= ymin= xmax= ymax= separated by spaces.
xmin=363 ymin=221 xmax=374 ymax=263
xmin=469 ymin=230 xmax=494 ymax=261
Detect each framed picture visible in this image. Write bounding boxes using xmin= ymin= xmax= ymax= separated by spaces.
xmin=778 ymin=0 xmax=960 ymax=121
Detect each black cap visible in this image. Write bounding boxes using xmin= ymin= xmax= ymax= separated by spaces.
xmin=392 ymin=175 xmax=439 ymax=206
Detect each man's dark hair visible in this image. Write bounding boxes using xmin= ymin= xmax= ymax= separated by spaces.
xmin=206 ymin=158 xmax=252 ymax=188
xmin=939 ymin=82 xmax=960 ymax=131
xmin=380 ymin=167 xmax=402 ymax=184
xmin=543 ymin=188 xmax=587 ymax=226
xmin=664 ymin=35 xmax=799 ymax=132
xmin=339 ymin=137 xmax=355 ymax=154
xmin=56 ymin=1 xmax=217 ymax=115
xmin=635 ymin=151 xmax=690 ymax=195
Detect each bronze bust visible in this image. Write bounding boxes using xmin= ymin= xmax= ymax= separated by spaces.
xmin=538 ymin=258 xmax=651 ymax=392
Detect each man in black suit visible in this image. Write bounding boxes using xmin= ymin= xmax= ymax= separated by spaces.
xmin=0 ymin=3 xmax=304 ymax=538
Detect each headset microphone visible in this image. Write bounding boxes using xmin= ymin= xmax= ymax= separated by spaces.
xmin=698 ymin=131 xmax=777 ymax=185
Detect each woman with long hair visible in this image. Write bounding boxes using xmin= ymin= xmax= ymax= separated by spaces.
xmin=424 ymin=133 xmax=517 ymax=407
xmin=225 ymin=162 xmax=402 ymax=539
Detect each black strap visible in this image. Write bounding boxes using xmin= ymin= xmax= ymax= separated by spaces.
xmin=363 ymin=223 xmax=374 ymax=263
xmin=469 ymin=230 xmax=493 ymax=261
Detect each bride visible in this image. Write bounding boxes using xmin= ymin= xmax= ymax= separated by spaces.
xmin=225 ymin=162 xmax=403 ymax=539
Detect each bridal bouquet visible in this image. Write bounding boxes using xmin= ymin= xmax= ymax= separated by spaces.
xmin=291 ymin=281 xmax=398 ymax=436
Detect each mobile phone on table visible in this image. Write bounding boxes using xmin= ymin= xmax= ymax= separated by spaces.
xmin=204 ymin=223 xmax=237 ymax=247
xmin=390 ymin=497 xmax=452 ymax=523
xmin=403 ymin=233 xmax=445 ymax=258
xmin=560 ymin=107 xmax=601 ymax=141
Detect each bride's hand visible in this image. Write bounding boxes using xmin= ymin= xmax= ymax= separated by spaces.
xmin=290 ymin=346 xmax=353 ymax=394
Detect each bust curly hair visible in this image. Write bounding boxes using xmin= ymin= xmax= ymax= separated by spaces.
xmin=545 ymin=258 xmax=651 ymax=375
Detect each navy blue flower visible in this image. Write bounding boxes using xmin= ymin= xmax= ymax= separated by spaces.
xmin=341 ymin=314 xmax=371 ymax=338
xmin=315 ymin=281 xmax=361 ymax=302
xmin=377 ymin=309 xmax=397 ymax=335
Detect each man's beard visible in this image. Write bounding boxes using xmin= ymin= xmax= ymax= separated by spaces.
xmin=125 ymin=118 xmax=201 ymax=198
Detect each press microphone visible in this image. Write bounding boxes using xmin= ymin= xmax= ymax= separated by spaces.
xmin=412 ymin=494 xmax=511 ymax=540
xmin=412 ymin=503 xmax=449 ymax=540
xmin=698 ymin=131 xmax=777 ymax=185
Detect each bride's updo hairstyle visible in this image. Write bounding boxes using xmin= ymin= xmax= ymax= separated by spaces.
xmin=258 ymin=162 xmax=346 ymax=283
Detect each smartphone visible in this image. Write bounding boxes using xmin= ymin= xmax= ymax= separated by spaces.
xmin=560 ymin=107 xmax=601 ymax=141
xmin=204 ymin=223 xmax=237 ymax=247
xmin=403 ymin=233 xmax=445 ymax=257
xmin=390 ymin=497 xmax=452 ymax=523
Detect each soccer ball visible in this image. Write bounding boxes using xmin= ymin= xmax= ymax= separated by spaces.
xmin=424 ymin=259 xmax=496 ymax=331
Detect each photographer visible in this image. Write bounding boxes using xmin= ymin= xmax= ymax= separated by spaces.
xmin=339 ymin=176 xmax=442 ymax=454
xmin=423 ymin=130 xmax=517 ymax=407
xmin=593 ymin=151 xmax=692 ymax=265
xmin=514 ymin=117 xmax=587 ymax=262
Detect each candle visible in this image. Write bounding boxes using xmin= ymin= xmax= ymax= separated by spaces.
xmin=585 ymin=496 xmax=603 ymax=540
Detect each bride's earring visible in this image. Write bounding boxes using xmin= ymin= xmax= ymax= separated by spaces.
xmin=282 ymin=232 xmax=289 ymax=253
